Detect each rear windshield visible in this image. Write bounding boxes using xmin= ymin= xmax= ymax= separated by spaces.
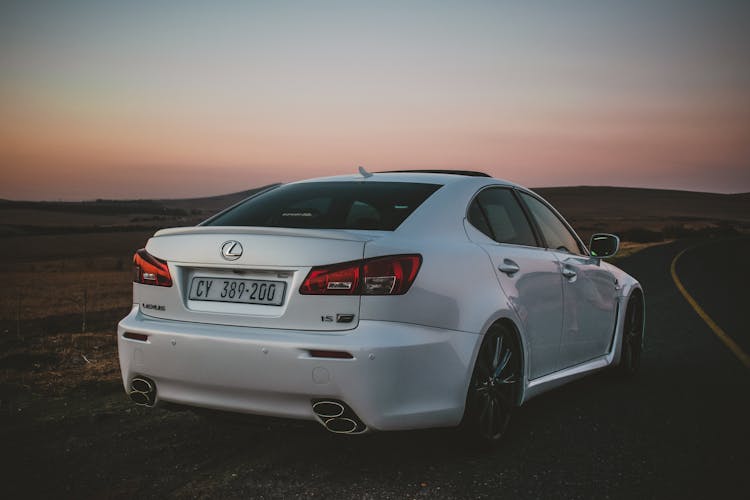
xmin=204 ymin=181 xmax=442 ymax=231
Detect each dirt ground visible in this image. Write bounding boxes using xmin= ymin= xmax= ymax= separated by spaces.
xmin=0 ymin=316 xmax=481 ymax=499
xmin=0 ymin=237 xmax=708 ymax=500
xmin=1 ymin=188 xmax=747 ymax=498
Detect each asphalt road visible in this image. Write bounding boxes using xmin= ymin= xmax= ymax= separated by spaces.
xmin=4 ymin=238 xmax=750 ymax=499
xmin=674 ymin=237 xmax=750 ymax=356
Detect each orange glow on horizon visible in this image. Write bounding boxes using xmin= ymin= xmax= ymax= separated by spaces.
xmin=1 ymin=1 xmax=748 ymax=199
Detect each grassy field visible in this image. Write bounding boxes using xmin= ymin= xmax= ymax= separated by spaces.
xmin=1 ymin=330 xmax=121 ymax=398
xmin=2 ymin=267 xmax=132 ymax=321
xmin=0 ymin=185 xmax=747 ymax=410
xmin=0 ymin=185 xmax=747 ymax=498
xmin=0 ymin=254 xmax=131 ymax=407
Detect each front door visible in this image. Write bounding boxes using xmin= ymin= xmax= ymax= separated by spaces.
xmin=466 ymin=187 xmax=565 ymax=379
xmin=518 ymin=192 xmax=619 ymax=367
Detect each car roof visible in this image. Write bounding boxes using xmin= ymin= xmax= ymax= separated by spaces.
xmin=293 ymin=170 xmax=522 ymax=188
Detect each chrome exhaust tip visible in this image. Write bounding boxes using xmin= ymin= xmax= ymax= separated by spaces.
xmin=129 ymin=376 xmax=157 ymax=407
xmin=311 ymin=399 xmax=367 ymax=434
xmin=312 ymin=401 xmax=344 ymax=418
xmin=325 ymin=417 xmax=358 ymax=434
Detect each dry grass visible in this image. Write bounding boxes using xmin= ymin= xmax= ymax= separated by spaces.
xmin=0 ymin=330 xmax=121 ymax=398
xmin=0 ymin=189 xmax=736 ymax=405
xmin=0 ymin=231 xmax=153 ymax=264
xmin=0 ymin=256 xmax=130 ymax=411
xmin=0 ymin=236 xmax=662 ymax=404
xmin=0 ymin=254 xmax=130 ymax=400
xmin=0 ymin=208 xmax=139 ymax=227
xmin=1 ymin=267 xmax=132 ymax=321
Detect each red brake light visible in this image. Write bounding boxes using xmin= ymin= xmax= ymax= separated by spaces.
xmin=299 ymin=254 xmax=421 ymax=296
xmin=299 ymin=261 xmax=361 ymax=295
xmin=133 ymin=248 xmax=173 ymax=287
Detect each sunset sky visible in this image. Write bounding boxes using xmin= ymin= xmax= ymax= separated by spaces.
xmin=1 ymin=0 xmax=748 ymax=200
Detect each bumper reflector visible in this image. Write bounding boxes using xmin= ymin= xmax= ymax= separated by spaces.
xmin=123 ymin=332 xmax=149 ymax=342
xmin=308 ymin=349 xmax=353 ymax=359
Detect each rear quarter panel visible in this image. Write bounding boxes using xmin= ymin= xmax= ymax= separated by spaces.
xmin=360 ymin=237 xmax=510 ymax=334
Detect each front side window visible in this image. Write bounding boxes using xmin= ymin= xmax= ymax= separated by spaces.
xmin=518 ymin=192 xmax=584 ymax=254
xmin=205 ymin=182 xmax=441 ymax=231
xmin=467 ymin=188 xmax=537 ymax=247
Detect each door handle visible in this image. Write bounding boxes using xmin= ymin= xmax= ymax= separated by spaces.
xmin=561 ymin=267 xmax=577 ymax=279
xmin=498 ymin=259 xmax=520 ymax=276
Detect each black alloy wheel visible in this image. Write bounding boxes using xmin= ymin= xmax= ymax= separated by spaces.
xmin=617 ymin=296 xmax=644 ymax=375
xmin=462 ymin=324 xmax=521 ymax=445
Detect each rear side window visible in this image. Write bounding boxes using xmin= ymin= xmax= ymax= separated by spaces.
xmin=205 ymin=182 xmax=441 ymax=231
xmin=468 ymin=188 xmax=537 ymax=247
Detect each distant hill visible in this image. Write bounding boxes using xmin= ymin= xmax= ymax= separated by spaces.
xmin=534 ymin=186 xmax=750 ymax=223
xmin=0 ymin=184 xmax=280 ymax=216
xmin=0 ymin=184 xmax=747 ymax=242
xmin=531 ymin=186 xmax=749 ymax=243
xmin=156 ymin=184 xmax=282 ymax=212
xmin=0 ymin=184 xmax=280 ymax=235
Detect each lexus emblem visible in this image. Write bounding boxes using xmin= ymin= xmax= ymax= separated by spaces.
xmin=221 ymin=240 xmax=243 ymax=261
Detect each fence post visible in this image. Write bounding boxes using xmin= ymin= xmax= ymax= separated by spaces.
xmin=82 ymin=287 xmax=87 ymax=334
xmin=16 ymin=288 xmax=22 ymax=340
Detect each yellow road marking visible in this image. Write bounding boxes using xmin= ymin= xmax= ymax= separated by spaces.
xmin=670 ymin=247 xmax=750 ymax=369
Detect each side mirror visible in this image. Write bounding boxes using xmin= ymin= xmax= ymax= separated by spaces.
xmin=589 ymin=233 xmax=620 ymax=258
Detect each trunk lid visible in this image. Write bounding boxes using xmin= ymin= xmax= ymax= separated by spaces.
xmin=135 ymin=226 xmax=374 ymax=331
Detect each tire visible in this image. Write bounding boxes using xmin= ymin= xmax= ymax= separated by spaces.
xmin=616 ymin=295 xmax=644 ymax=375
xmin=461 ymin=324 xmax=521 ymax=446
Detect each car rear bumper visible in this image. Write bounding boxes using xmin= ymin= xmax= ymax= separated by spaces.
xmin=117 ymin=305 xmax=479 ymax=431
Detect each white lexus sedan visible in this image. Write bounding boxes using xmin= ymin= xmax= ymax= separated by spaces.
xmin=118 ymin=170 xmax=644 ymax=444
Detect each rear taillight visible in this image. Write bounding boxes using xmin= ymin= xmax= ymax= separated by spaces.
xmin=299 ymin=261 xmax=361 ymax=295
xmin=133 ymin=248 xmax=172 ymax=287
xmin=300 ymin=254 xmax=421 ymax=296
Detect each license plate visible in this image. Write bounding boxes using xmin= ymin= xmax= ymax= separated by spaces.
xmin=189 ymin=277 xmax=286 ymax=306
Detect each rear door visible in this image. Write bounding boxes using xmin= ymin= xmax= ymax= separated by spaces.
xmin=518 ymin=191 xmax=619 ymax=366
xmin=466 ymin=187 xmax=565 ymax=379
